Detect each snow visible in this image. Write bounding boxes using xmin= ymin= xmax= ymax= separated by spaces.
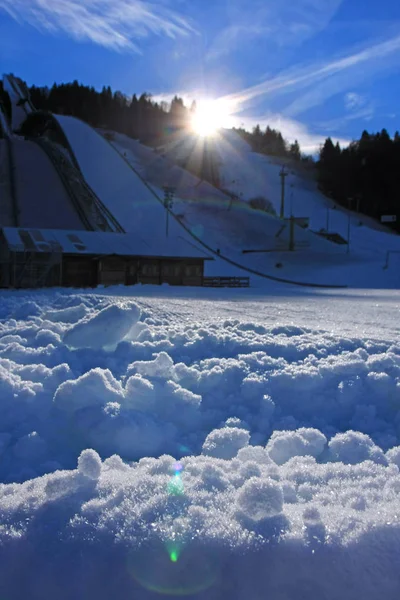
xmin=0 ymin=285 xmax=399 ymax=598
xmin=3 ymin=107 xmax=400 ymax=596
xmin=77 ymin=448 xmax=102 ymax=479
xmin=202 ymin=426 xmax=250 ymax=459
xmin=54 ymin=115 xmax=207 ymax=259
xmin=236 ymin=476 xmax=284 ymax=520
xmin=63 ymin=303 xmax=140 ymax=349
xmin=47 ymin=117 xmax=400 ymax=287
xmin=147 ymin=128 xmax=400 ymax=287
xmin=266 ymin=428 xmax=327 ymax=465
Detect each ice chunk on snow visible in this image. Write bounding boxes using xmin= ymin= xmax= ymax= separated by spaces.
xmin=77 ymin=449 xmax=102 ymax=480
xmin=328 ymin=431 xmax=387 ymax=465
xmin=266 ymin=428 xmax=327 ymax=465
xmin=64 ymin=303 xmax=140 ymax=349
xmin=202 ymin=427 xmax=250 ymax=459
xmin=236 ymin=477 xmax=283 ymax=520
xmin=130 ymin=351 xmax=174 ymax=379
xmin=54 ymin=368 xmax=123 ymax=412
xmin=44 ymin=303 xmax=88 ymax=323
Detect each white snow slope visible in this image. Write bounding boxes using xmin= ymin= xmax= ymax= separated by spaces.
xmin=0 ymin=284 xmax=400 ymax=599
xmin=152 ymin=129 xmax=400 ymax=288
xmin=48 ymin=116 xmax=400 ymax=287
xmin=52 ymin=118 xmax=359 ymax=286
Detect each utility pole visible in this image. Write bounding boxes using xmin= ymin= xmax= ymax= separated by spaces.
xmin=289 ymin=215 xmax=295 ymax=251
xmin=347 ymin=213 xmax=351 ymax=254
xmin=279 ymin=166 xmax=288 ymax=219
xmin=163 ymin=186 xmax=175 ymax=237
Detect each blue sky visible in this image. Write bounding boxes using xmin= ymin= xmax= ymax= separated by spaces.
xmin=1 ymin=0 xmax=400 ymax=151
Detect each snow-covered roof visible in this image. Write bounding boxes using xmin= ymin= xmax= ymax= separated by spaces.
xmin=1 ymin=227 xmax=213 ymax=260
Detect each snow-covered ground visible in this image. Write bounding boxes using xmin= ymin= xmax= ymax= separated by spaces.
xmin=1 ymin=284 xmax=400 ymax=599
xmin=146 ymin=129 xmax=400 ymax=287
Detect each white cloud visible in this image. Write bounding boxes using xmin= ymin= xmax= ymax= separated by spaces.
xmin=220 ymin=34 xmax=400 ymax=112
xmin=345 ymin=92 xmax=366 ymax=111
xmin=236 ymin=113 xmax=349 ymax=154
xmin=317 ymin=107 xmax=375 ymax=134
xmin=0 ymin=0 xmax=195 ymax=52
xmin=205 ymin=0 xmax=343 ymax=61
xmin=206 ymin=25 xmax=271 ymax=61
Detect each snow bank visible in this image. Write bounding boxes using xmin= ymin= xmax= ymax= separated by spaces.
xmin=0 ymin=288 xmax=399 ymax=598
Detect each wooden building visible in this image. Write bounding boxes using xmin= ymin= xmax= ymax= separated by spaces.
xmin=0 ymin=228 xmax=213 ymax=289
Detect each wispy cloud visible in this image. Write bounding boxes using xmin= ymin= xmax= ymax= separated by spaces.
xmin=0 ymin=0 xmax=195 ymax=52
xmin=220 ymin=34 xmax=400 ymax=113
xmin=316 ymin=108 xmax=375 ymax=135
xmin=239 ymin=113 xmax=349 ymax=154
xmin=345 ymin=92 xmax=366 ymax=111
xmin=205 ymin=0 xmax=343 ymax=61
xmin=206 ymin=25 xmax=271 ymax=61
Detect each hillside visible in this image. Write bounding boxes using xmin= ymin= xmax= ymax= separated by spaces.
xmin=108 ymin=128 xmax=400 ymax=288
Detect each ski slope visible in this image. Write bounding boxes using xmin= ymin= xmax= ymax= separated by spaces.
xmin=111 ymin=130 xmax=400 ymax=287
xmin=46 ymin=115 xmax=400 ymax=287
xmin=55 ymin=115 xmax=213 ymax=259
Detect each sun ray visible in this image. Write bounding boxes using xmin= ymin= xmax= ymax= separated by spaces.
xmin=191 ymin=99 xmax=234 ymax=137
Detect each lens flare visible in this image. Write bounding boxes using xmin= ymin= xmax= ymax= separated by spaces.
xmin=128 ymin=541 xmax=218 ymax=596
xmin=191 ymin=99 xmax=234 ymax=137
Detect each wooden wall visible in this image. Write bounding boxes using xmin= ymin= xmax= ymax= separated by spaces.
xmin=61 ymin=255 xmax=205 ymax=288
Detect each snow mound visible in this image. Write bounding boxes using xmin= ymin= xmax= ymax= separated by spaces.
xmin=202 ymin=427 xmax=250 ymax=459
xmin=77 ymin=449 xmax=102 ymax=480
xmin=266 ymin=428 xmax=327 ymax=465
xmin=328 ymin=431 xmax=388 ymax=465
xmin=64 ymin=303 xmax=140 ymax=349
xmin=236 ymin=476 xmax=284 ymax=520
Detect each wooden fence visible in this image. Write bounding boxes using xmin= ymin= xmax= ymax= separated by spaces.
xmin=202 ymin=276 xmax=250 ymax=288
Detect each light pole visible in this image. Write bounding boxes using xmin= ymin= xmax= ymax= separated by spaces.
xmin=279 ymin=166 xmax=288 ymax=219
xmin=163 ymin=186 xmax=175 ymax=237
xmin=347 ymin=212 xmax=351 ymax=254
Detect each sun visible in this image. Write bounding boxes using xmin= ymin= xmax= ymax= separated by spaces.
xmin=191 ymin=99 xmax=233 ymax=137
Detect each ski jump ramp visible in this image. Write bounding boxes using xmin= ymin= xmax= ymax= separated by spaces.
xmin=10 ymin=139 xmax=87 ymax=230
xmin=54 ymin=115 xmax=193 ymax=250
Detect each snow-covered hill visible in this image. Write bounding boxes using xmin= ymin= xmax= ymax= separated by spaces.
xmin=108 ymin=128 xmax=400 ymax=288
